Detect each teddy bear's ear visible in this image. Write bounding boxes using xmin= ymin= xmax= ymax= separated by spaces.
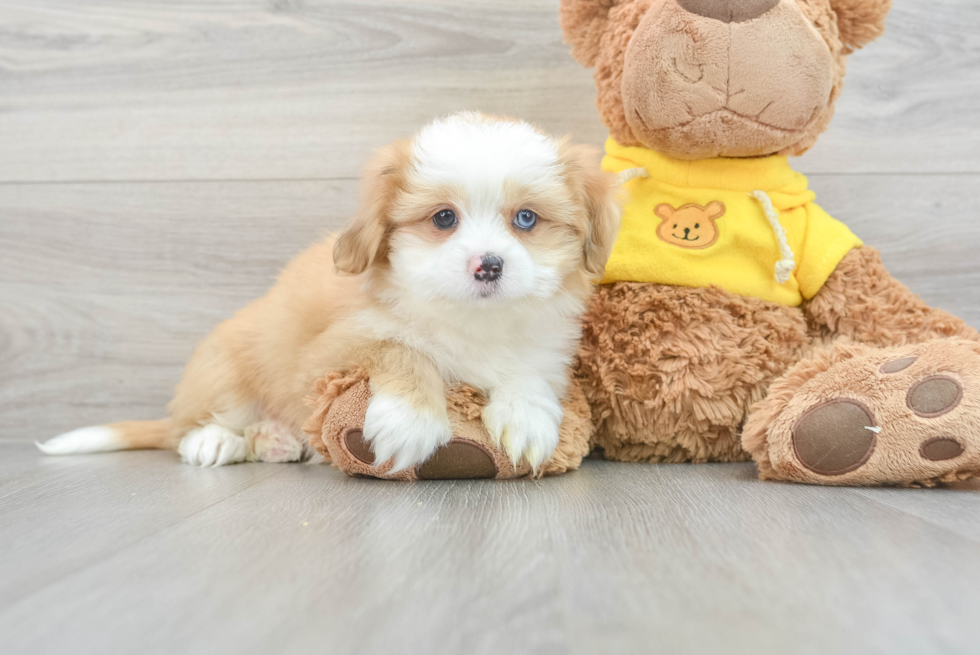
xmin=560 ymin=0 xmax=633 ymax=67
xmin=705 ymin=201 xmax=726 ymax=221
xmin=654 ymin=204 xmax=675 ymax=221
xmin=831 ymin=0 xmax=892 ymax=53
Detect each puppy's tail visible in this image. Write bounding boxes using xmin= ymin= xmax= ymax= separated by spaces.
xmin=36 ymin=419 xmax=174 ymax=455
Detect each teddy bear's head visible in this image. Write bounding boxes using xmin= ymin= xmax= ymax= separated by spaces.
xmin=561 ymin=0 xmax=891 ymax=159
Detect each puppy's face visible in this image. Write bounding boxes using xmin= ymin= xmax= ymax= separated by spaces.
xmin=334 ymin=113 xmax=620 ymax=306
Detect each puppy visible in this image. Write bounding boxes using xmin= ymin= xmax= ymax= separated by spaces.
xmin=38 ymin=112 xmax=620 ymax=473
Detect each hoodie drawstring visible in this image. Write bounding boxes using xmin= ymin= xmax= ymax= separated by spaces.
xmin=750 ymin=190 xmax=796 ymax=285
xmin=617 ymin=167 xmax=650 ymax=185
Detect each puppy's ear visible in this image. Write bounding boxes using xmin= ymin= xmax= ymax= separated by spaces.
xmin=831 ymin=0 xmax=892 ymax=53
xmin=333 ymin=141 xmax=411 ymax=275
xmin=561 ymin=143 xmax=622 ymax=278
xmin=560 ymin=0 xmax=634 ymax=67
xmin=654 ymin=204 xmax=675 ymax=221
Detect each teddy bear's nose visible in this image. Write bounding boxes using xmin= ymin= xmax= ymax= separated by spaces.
xmin=677 ymin=0 xmax=780 ymax=23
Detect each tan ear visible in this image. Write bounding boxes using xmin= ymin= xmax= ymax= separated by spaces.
xmin=831 ymin=0 xmax=892 ymax=53
xmin=705 ymin=201 xmax=726 ymax=221
xmin=654 ymin=204 xmax=675 ymax=221
xmin=560 ymin=143 xmax=622 ymax=278
xmin=333 ymin=141 xmax=410 ymax=275
xmin=560 ymin=0 xmax=634 ymax=67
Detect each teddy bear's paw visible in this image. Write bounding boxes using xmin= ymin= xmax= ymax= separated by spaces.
xmin=244 ymin=420 xmax=312 ymax=463
xmin=754 ymin=339 xmax=980 ymax=486
xmin=482 ymin=391 xmax=563 ymax=474
xmin=362 ymin=394 xmax=453 ymax=474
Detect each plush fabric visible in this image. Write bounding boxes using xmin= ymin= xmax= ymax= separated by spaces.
xmin=303 ymin=370 xmax=592 ymax=480
xmin=743 ymin=339 xmax=980 ymax=487
xmin=576 ymin=281 xmax=811 ymax=463
xmin=558 ymin=0 xmax=980 ymax=487
xmin=560 ymin=0 xmax=854 ymax=159
xmin=600 ymin=139 xmax=862 ymax=304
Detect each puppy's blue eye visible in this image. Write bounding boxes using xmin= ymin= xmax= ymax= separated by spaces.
xmin=514 ymin=209 xmax=537 ymax=231
xmin=433 ymin=209 xmax=457 ymax=230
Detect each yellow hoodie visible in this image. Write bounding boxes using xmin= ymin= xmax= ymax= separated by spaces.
xmin=601 ymin=139 xmax=862 ymax=307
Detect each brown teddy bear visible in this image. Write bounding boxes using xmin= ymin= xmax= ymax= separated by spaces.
xmin=308 ymin=0 xmax=980 ymax=486
xmin=561 ymin=0 xmax=980 ymax=486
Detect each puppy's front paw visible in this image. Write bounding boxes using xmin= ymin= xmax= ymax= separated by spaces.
xmin=178 ymin=424 xmax=248 ymax=467
xmin=482 ymin=391 xmax=562 ymax=473
xmin=363 ymin=394 xmax=452 ymax=474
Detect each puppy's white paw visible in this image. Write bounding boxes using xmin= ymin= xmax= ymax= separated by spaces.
xmin=179 ymin=424 xmax=248 ymax=467
xmin=363 ymin=394 xmax=452 ymax=474
xmin=244 ymin=420 xmax=311 ymax=463
xmin=482 ymin=390 xmax=562 ymax=473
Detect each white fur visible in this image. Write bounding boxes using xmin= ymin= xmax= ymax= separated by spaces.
xmin=35 ymin=426 xmax=123 ymax=455
xmin=390 ymin=113 xmax=568 ymax=306
xmin=412 ymin=112 xmax=561 ymax=190
xmin=179 ymin=424 xmax=248 ymax=467
xmin=482 ymin=379 xmax=564 ymax=473
xmin=363 ymin=392 xmax=453 ymax=474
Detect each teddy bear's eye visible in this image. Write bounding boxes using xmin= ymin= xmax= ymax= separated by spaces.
xmin=673 ymin=224 xmax=678 ymax=229
xmin=695 ymin=223 xmax=700 ymax=229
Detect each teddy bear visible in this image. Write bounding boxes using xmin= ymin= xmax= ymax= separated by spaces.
xmin=308 ymin=0 xmax=980 ymax=486
xmin=560 ymin=0 xmax=980 ymax=486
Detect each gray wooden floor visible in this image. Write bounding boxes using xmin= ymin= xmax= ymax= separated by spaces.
xmin=3 ymin=1 xmax=980 ymax=653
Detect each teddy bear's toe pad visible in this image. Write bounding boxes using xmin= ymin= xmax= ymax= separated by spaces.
xmin=749 ymin=339 xmax=980 ymax=486
xmin=906 ymin=376 xmax=962 ymax=417
xmin=792 ymin=400 xmax=876 ymax=476
xmin=415 ymin=440 xmax=498 ymax=480
xmin=344 ymin=429 xmax=374 ymax=464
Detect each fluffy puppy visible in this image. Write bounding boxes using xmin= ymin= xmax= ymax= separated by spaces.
xmin=38 ymin=112 xmax=620 ymax=473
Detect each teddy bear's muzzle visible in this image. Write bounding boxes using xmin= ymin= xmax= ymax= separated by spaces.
xmin=677 ymin=0 xmax=779 ymax=24
xmin=621 ymin=0 xmax=836 ymax=159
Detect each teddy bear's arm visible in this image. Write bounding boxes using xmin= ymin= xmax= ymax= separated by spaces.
xmin=803 ymin=246 xmax=979 ymax=347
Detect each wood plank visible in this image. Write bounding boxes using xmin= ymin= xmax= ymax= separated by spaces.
xmin=0 ymin=0 xmax=978 ymax=182
xmin=0 ymin=444 xmax=285 ymax=612
xmin=1 ymin=447 xmax=977 ymax=654
xmin=2 ymin=175 xmax=979 ymax=442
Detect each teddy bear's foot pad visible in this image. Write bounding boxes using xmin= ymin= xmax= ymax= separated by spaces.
xmin=344 ymin=428 xmax=498 ymax=480
xmin=745 ymin=339 xmax=980 ymax=486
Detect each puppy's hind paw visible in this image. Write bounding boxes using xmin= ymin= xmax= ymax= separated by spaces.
xmin=363 ymin=394 xmax=452 ymax=474
xmin=245 ymin=420 xmax=312 ymax=463
xmin=179 ymin=424 xmax=247 ymax=467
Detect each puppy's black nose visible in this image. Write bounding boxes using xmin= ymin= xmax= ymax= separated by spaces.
xmin=684 ymin=227 xmax=691 ymax=235
xmin=474 ymin=254 xmax=503 ymax=282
